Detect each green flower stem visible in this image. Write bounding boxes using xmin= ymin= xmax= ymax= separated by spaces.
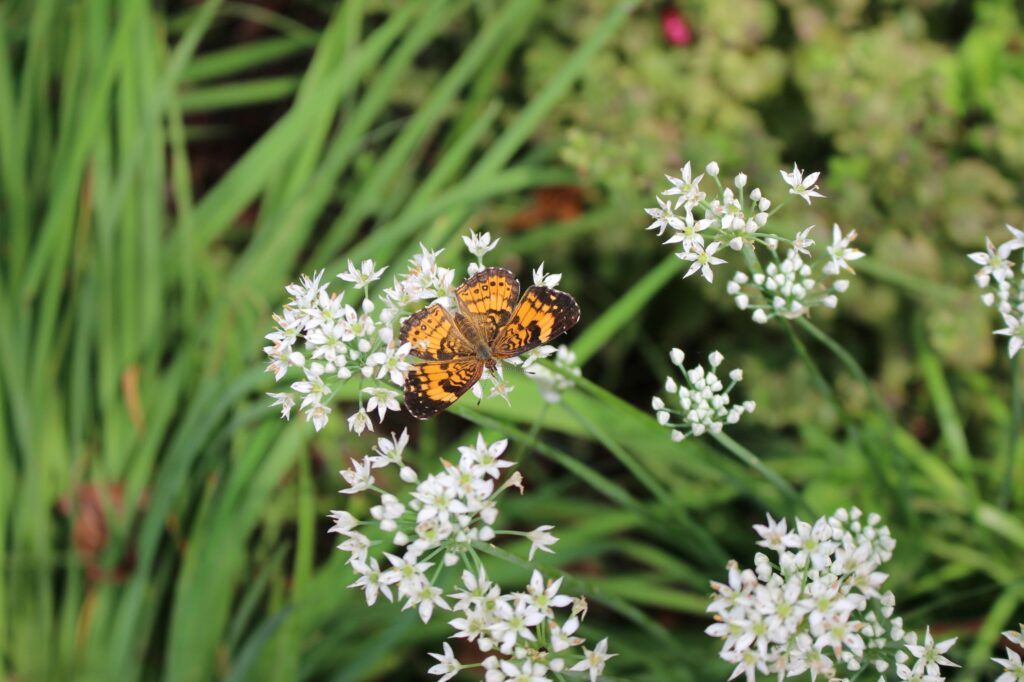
xmin=562 ymin=402 xmax=730 ymax=566
xmin=793 ymin=316 xmax=915 ymax=523
xmin=1003 ymin=354 xmax=1022 ymax=509
xmin=778 ymin=317 xmax=910 ymax=522
xmin=710 ymin=432 xmax=811 ymax=515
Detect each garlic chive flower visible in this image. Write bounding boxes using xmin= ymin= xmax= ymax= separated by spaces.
xmin=780 ymin=163 xmax=825 ymax=204
xmin=706 ymin=508 xmax=956 ymax=681
xmin=264 ymin=232 xmax=567 ymax=430
xmin=992 ymin=625 xmax=1024 ymax=682
xmin=645 ymin=162 xmax=861 ymax=318
xmin=969 ymin=224 xmax=1024 ymax=358
xmin=332 ymin=431 xmax=615 ymax=680
xmin=653 ymin=349 xmax=754 ymax=441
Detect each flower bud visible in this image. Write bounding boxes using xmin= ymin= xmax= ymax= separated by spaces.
xmin=705 ymin=161 xmax=720 ymax=177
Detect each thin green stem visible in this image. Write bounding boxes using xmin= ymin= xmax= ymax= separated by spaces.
xmin=795 ymin=316 xmax=915 ymax=521
xmin=1003 ymin=354 xmax=1022 ymax=509
xmin=710 ymin=432 xmax=810 ymax=515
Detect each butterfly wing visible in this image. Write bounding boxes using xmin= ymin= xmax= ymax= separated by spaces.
xmin=491 ymin=286 xmax=581 ymax=358
xmin=403 ymin=358 xmax=484 ymax=419
xmin=399 ymin=303 xmax=476 ymax=360
xmin=455 ymin=267 xmax=521 ymax=342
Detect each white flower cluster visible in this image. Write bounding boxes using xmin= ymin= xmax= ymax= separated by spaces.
xmin=968 ymin=224 xmax=1024 ymax=358
xmin=992 ymin=625 xmax=1024 ymax=682
xmin=645 ymin=161 xmax=861 ymax=322
xmin=264 ymin=234 xmax=579 ymax=430
xmin=652 ymin=349 xmax=754 ymax=441
xmin=508 ymin=344 xmax=580 ymax=404
xmin=706 ymin=508 xmax=959 ymax=682
xmin=331 ymin=432 xmax=614 ymax=681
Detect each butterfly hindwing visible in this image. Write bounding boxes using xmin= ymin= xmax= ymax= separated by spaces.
xmin=399 ymin=304 xmax=476 ymax=360
xmin=403 ymin=358 xmax=484 ymax=419
xmin=491 ymin=286 xmax=581 ymax=358
xmin=455 ymin=267 xmax=521 ymax=342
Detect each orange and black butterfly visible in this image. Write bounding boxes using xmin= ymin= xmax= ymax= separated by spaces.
xmin=399 ymin=267 xmax=580 ymax=419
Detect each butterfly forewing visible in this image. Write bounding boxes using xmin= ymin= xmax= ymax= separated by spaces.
xmin=455 ymin=267 xmax=520 ymax=341
xmin=403 ymin=358 xmax=484 ymax=419
xmin=490 ymin=286 xmax=581 ymax=358
xmin=400 ymin=304 xmax=476 ymax=360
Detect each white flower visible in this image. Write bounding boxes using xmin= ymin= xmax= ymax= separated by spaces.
xmin=365 ymin=342 xmax=412 ymax=386
xmin=527 ymin=525 xmax=559 ymax=560
xmin=306 ymin=403 xmax=331 ymax=431
xmin=491 ymin=598 xmax=544 ymax=651
xmin=532 ymin=262 xmax=563 ymax=288
xmin=644 ymin=195 xmax=684 ymax=236
xmin=349 ymin=558 xmax=393 ymax=605
xmin=905 ymin=627 xmax=959 ymax=676
xmin=497 ymin=659 xmax=549 ymax=682
xmin=679 ymin=240 xmax=727 ymax=282
xmin=993 ymin=647 xmax=1024 ymax=682
xmin=793 ymin=225 xmax=816 ymax=256
xmin=526 ymin=570 xmax=573 ymax=617
xmin=340 ymin=457 xmax=375 ymax=494
xmin=347 ymin=408 xmax=374 ymax=435
xmin=780 ymin=164 xmax=825 ymax=204
xmin=662 ymin=162 xmax=706 ymax=208
xmin=362 ymin=386 xmax=401 ymax=422
xmin=427 ymin=642 xmax=461 ymax=682
xmin=337 ymin=259 xmax=387 ymax=289
xmin=327 ymin=509 xmax=358 ymax=534
xmin=569 ymin=638 xmax=617 ymax=682
xmin=969 ymin=237 xmax=1017 ymax=286
xmin=825 ymin=224 xmax=865 ymax=274
xmin=267 ymin=392 xmax=295 ymax=420
xmin=368 ymin=429 xmax=410 ymax=468
xmin=995 ymin=313 xmax=1024 ymax=358
xmin=706 ymin=161 xmax=720 ymax=177
xmin=463 ymin=230 xmax=500 ymax=259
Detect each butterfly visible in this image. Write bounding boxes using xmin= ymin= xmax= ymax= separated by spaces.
xmin=399 ymin=267 xmax=581 ymax=419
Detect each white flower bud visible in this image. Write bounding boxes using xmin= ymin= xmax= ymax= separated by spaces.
xmin=651 ymin=396 xmax=665 ymax=410
xmin=288 ymin=351 xmax=306 ymax=367
xmin=671 ymin=429 xmax=684 ymax=442
xmin=752 ymin=309 xmax=769 ymax=324
xmin=670 ymin=347 xmax=686 ymax=366
xmin=393 ymin=531 xmax=409 ymax=546
xmin=656 ymin=410 xmax=670 ymax=425
xmin=765 ymin=237 xmax=778 ymax=250
xmin=823 ymin=294 xmax=838 ymax=308
xmin=729 ymin=368 xmax=743 ymax=382
xmin=734 ymin=173 xmax=747 ymax=188
xmin=749 ymin=188 xmax=762 ymax=201
xmin=729 ymin=236 xmax=744 ymax=251
xmin=478 ymin=526 xmax=495 ymax=541
xmin=708 ymin=351 xmax=724 ymax=368
xmin=833 ymin=279 xmax=850 ymax=292
xmin=706 ymin=161 xmax=720 ymax=177
xmin=399 ymin=466 xmax=418 ymax=483
xmin=665 ymin=376 xmax=678 ymax=393
xmin=735 ymin=294 xmax=749 ymax=310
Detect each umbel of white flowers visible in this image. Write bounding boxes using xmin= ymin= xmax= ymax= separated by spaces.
xmin=263 ymin=233 xmax=580 ymax=433
xmin=652 ymin=349 xmax=755 ymax=441
xmin=645 ymin=161 xmax=862 ymax=323
xmin=706 ymin=507 xmax=959 ymax=682
xmin=330 ymin=431 xmax=616 ymax=681
xmin=968 ymin=224 xmax=1024 ymax=358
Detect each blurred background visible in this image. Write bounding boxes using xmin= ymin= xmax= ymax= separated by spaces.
xmin=2 ymin=0 xmax=1023 ymax=680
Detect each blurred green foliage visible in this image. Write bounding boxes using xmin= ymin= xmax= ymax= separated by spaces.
xmin=1 ymin=0 xmax=1023 ymax=681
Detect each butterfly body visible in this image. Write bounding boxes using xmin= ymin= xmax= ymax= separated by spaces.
xmin=400 ymin=267 xmax=580 ymax=419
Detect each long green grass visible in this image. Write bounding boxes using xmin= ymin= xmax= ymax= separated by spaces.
xmin=1 ymin=1 xmax=1022 ymax=681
